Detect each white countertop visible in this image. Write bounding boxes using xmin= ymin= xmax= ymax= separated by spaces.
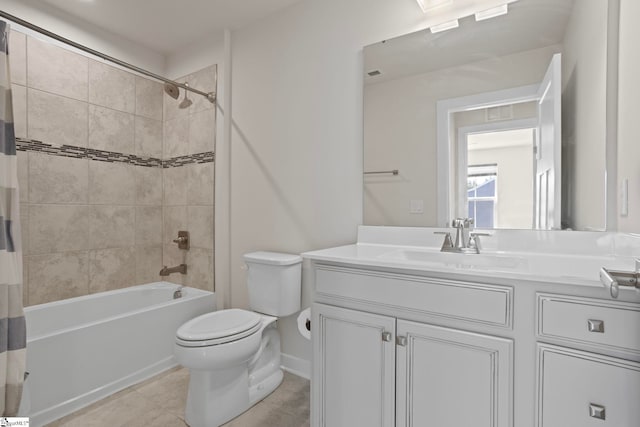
xmin=303 ymin=242 xmax=637 ymax=289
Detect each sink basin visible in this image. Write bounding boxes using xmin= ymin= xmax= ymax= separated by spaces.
xmin=379 ymin=249 xmax=528 ymax=272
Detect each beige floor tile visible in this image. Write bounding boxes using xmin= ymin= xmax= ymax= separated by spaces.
xmin=47 ymin=368 xmax=309 ymax=427
xmin=134 ymin=367 xmax=190 ymax=419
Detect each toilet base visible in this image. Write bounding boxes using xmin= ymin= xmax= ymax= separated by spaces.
xmin=182 ymin=321 xmax=284 ymax=427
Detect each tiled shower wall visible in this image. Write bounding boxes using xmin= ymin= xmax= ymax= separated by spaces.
xmin=10 ymin=30 xmax=216 ymax=306
xmin=161 ymin=67 xmax=216 ymax=290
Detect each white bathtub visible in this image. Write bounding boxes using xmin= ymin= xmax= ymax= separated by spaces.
xmin=21 ymin=282 xmax=215 ymax=426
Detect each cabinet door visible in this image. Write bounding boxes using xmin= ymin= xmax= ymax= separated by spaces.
xmin=312 ymin=303 xmax=396 ymax=427
xmin=538 ymin=344 xmax=640 ymax=427
xmin=396 ymin=320 xmax=513 ymax=427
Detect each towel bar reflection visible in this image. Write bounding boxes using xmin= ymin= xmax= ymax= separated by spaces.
xmin=364 ymin=169 xmax=399 ymax=175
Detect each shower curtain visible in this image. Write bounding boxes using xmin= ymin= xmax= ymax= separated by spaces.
xmin=0 ymin=21 xmax=26 ymax=417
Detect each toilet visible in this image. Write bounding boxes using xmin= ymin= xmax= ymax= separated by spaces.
xmin=174 ymin=251 xmax=302 ymax=427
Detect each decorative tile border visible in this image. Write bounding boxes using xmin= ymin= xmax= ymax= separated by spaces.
xmin=16 ymin=138 xmax=214 ymax=168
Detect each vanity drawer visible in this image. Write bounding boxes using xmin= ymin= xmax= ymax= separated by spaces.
xmin=537 ymin=344 xmax=640 ymax=427
xmin=537 ymin=294 xmax=640 ymax=357
xmin=315 ymin=264 xmax=512 ymax=328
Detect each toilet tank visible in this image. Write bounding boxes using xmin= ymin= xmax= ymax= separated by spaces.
xmin=244 ymin=251 xmax=302 ymax=317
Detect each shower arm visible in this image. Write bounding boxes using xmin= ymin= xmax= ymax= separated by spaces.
xmin=0 ymin=10 xmax=216 ymax=104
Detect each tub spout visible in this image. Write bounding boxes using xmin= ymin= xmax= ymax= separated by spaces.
xmin=159 ymin=264 xmax=187 ymax=276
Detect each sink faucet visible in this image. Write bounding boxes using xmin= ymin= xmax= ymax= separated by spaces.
xmin=159 ymin=264 xmax=187 ymax=276
xmin=434 ymin=218 xmax=491 ymax=254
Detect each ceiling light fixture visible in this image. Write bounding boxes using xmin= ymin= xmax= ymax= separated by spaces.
xmin=430 ymin=19 xmax=460 ymax=33
xmin=475 ymin=4 xmax=509 ymax=21
xmin=415 ymin=0 xmax=452 ymax=13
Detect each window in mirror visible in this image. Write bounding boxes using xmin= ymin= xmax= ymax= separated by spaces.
xmin=464 ymin=128 xmax=535 ymax=229
xmin=467 ymin=164 xmax=497 ymax=228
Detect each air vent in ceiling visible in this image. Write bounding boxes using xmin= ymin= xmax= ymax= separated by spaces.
xmin=367 ymin=70 xmax=382 ymax=77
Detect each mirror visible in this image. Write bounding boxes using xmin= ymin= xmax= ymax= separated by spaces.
xmin=363 ymin=0 xmax=617 ymax=231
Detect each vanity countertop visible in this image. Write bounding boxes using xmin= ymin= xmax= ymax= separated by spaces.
xmin=303 ymin=243 xmax=636 ymax=289
xmin=303 ymin=223 xmax=640 ymax=295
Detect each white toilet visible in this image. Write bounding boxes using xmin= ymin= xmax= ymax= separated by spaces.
xmin=174 ymin=251 xmax=302 ymax=427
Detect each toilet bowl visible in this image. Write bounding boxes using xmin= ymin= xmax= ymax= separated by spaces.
xmin=175 ymin=251 xmax=302 ymax=427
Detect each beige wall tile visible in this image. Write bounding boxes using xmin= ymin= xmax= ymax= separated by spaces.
xmin=28 ymin=251 xmax=89 ymax=305
xmin=89 ymin=205 xmax=135 ymax=249
xmin=187 ymin=163 xmax=214 ymax=205
xmin=16 ymin=151 xmax=28 ymax=203
xmin=184 ymin=248 xmax=214 ymax=291
xmin=188 ymin=66 xmax=217 ymax=114
xmin=163 ymin=167 xmax=188 ymax=206
xmin=89 ymin=61 xmax=135 ymax=113
xmin=136 ymin=76 xmax=163 ymax=120
xmin=163 ymin=206 xmax=187 ymax=245
xmin=29 ymin=153 xmax=88 ymax=204
xmin=28 ymin=88 xmax=88 ymax=147
xmin=136 ymin=206 xmax=163 ymax=246
xmin=29 ymin=204 xmax=91 ymax=254
xmin=188 ymin=109 xmax=216 ymax=154
xmin=164 ymin=116 xmax=189 ymax=158
xmin=135 ymin=166 xmax=163 ymax=206
xmin=89 ymin=162 xmax=136 ymax=204
xmin=27 ymin=36 xmax=88 ymax=101
xmin=135 ymin=245 xmax=163 ymax=285
xmin=187 ymin=205 xmax=214 ymax=250
xmin=88 ymin=247 xmax=136 ymax=293
xmin=88 ymin=105 xmax=135 ymax=154
xmin=20 ymin=203 xmax=29 ymax=255
xmin=9 ymin=31 xmax=26 ymax=86
xmin=22 ymin=256 xmax=28 ymax=307
xmin=135 ymin=116 xmax=163 ymax=158
xmin=11 ymin=84 xmax=27 ymax=138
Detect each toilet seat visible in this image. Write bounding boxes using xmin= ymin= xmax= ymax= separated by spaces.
xmin=176 ymin=309 xmax=262 ymax=348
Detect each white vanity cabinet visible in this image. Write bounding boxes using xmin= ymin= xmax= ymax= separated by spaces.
xmin=536 ymin=294 xmax=640 ymax=426
xmin=311 ymin=264 xmax=514 ymax=427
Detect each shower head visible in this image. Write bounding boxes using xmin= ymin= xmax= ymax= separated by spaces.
xmin=179 ymin=83 xmax=193 ymax=109
xmin=164 ymin=82 xmax=179 ymax=99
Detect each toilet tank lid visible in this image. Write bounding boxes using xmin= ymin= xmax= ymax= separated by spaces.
xmin=244 ymin=251 xmax=302 ymax=266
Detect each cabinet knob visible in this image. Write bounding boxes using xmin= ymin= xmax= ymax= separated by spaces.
xmin=587 ymin=319 xmax=605 ymax=333
xmin=381 ymin=331 xmax=392 ymax=342
xmin=589 ymin=403 xmax=606 ymax=420
xmin=396 ymin=336 xmax=407 ymax=346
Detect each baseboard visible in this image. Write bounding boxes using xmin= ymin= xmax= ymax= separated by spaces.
xmin=280 ymin=353 xmax=311 ymax=380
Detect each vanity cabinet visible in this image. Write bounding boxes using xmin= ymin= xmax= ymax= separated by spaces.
xmin=536 ymin=294 xmax=640 ymax=427
xmin=313 ymin=292 xmax=513 ymax=427
xmin=537 ymin=345 xmax=640 ymax=427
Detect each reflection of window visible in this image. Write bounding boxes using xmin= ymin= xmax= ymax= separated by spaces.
xmin=467 ymin=164 xmax=497 ymax=228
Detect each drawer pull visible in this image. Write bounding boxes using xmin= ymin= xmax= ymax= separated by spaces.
xmin=587 ymin=319 xmax=605 ymax=333
xmin=589 ymin=403 xmax=606 ymax=420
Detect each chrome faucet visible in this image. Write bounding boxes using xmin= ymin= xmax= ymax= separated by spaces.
xmin=173 ymin=286 xmax=184 ymax=299
xmin=159 ymin=264 xmax=187 ymax=276
xmin=435 ymin=218 xmax=491 ymax=254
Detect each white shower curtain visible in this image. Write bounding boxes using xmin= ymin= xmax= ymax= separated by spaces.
xmin=0 ymin=21 xmax=26 ymax=417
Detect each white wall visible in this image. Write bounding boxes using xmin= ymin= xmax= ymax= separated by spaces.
xmin=227 ymin=0 xmax=430 ymax=363
xmin=1 ymin=0 xmax=165 ymax=74
xmin=561 ymin=0 xmax=608 ymax=230
xmin=617 ymin=0 xmax=640 ymax=233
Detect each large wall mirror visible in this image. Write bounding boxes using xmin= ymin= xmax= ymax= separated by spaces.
xmin=363 ymin=0 xmax=618 ymax=231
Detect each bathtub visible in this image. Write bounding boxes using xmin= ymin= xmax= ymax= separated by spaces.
xmin=21 ymin=282 xmax=215 ymax=426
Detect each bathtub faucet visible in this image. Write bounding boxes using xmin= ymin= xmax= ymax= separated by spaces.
xmin=159 ymin=264 xmax=187 ymax=276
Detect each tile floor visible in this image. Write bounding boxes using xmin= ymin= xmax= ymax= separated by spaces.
xmin=48 ymin=368 xmax=310 ymax=427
